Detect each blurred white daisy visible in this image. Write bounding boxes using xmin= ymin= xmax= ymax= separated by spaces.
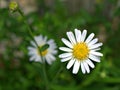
xmin=59 ymin=29 xmax=103 ymax=74
xmin=28 ymin=35 xmax=57 ymax=65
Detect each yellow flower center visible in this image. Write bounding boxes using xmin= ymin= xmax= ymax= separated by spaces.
xmin=37 ymin=45 xmax=48 ymax=56
xmin=73 ymin=42 xmax=89 ymax=60
xmin=41 ymin=49 xmax=48 ymax=56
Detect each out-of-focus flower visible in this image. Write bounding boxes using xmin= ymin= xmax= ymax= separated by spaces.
xmin=9 ymin=1 xmax=18 ymax=12
xmin=59 ymin=29 xmax=103 ymax=74
xmin=28 ymin=35 xmax=57 ymax=65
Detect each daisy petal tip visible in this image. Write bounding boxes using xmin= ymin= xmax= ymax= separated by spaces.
xmin=29 ymin=58 xmax=33 ymax=61
xmin=82 ymin=72 xmax=86 ymax=74
xmin=101 ymin=43 xmax=103 ymax=46
xmin=98 ymin=60 xmax=101 ymax=63
xmin=99 ymin=53 xmax=103 ymax=57
xmin=87 ymin=70 xmax=90 ymax=74
xmin=27 ymin=46 xmax=33 ymax=50
xmin=59 ymin=47 xmax=61 ymax=50
xmin=95 ymin=38 xmax=98 ymax=41
xmin=72 ymin=71 xmax=77 ymax=74
xmin=81 ymin=69 xmax=86 ymax=74
xmin=101 ymin=53 xmax=103 ymax=57
xmin=91 ymin=33 xmax=95 ymax=36
xmin=91 ymin=64 xmax=95 ymax=68
xmin=67 ymin=64 xmax=71 ymax=69
xmin=96 ymin=59 xmax=101 ymax=63
xmin=99 ymin=42 xmax=103 ymax=46
xmin=83 ymin=29 xmax=87 ymax=32
xmin=66 ymin=66 xmax=70 ymax=69
xmin=58 ymin=55 xmax=61 ymax=58
xmin=61 ymin=38 xmax=65 ymax=41
xmin=66 ymin=32 xmax=70 ymax=34
xmin=92 ymin=66 xmax=95 ymax=69
xmin=73 ymin=69 xmax=79 ymax=74
xmin=75 ymin=28 xmax=78 ymax=31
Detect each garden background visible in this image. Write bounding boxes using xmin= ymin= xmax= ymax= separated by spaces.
xmin=0 ymin=0 xmax=120 ymax=90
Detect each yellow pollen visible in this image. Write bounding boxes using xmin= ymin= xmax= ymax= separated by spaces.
xmin=73 ymin=42 xmax=89 ymax=60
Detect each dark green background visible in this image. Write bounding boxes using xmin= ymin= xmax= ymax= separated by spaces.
xmin=0 ymin=0 xmax=120 ymax=90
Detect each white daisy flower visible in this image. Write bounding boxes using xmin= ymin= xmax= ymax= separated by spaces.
xmin=28 ymin=35 xmax=57 ymax=65
xmin=59 ymin=29 xmax=103 ymax=74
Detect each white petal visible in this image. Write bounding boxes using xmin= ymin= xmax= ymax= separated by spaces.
xmin=75 ymin=29 xmax=81 ymax=42
xmin=80 ymin=30 xmax=87 ymax=42
xmin=59 ymin=53 xmax=72 ymax=58
xmin=90 ymin=51 xmax=103 ymax=56
xmin=45 ymin=56 xmax=52 ymax=65
xmin=50 ymin=50 xmax=57 ymax=54
xmin=44 ymin=36 xmax=48 ymax=42
xmin=35 ymin=56 xmax=41 ymax=62
xmin=89 ymin=43 xmax=103 ymax=49
xmin=85 ymin=33 xmax=94 ymax=43
xmin=89 ymin=54 xmax=100 ymax=62
xmin=83 ymin=61 xmax=90 ymax=73
xmin=59 ymin=47 xmax=72 ymax=52
xmin=88 ymin=38 xmax=98 ymax=46
xmin=72 ymin=60 xmax=80 ymax=74
xmin=61 ymin=56 xmax=72 ymax=62
xmin=81 ymin=62 xmax=86 ymax=74
xmin=28 ymin=51 xmax=37 ymax=56
xmin=34 ymin=36 xmax=41 ymax=45
xmin=49 ymin=43 xmax=57 ymax=49
xmin=67 ymin=59 xmax=75 ymax=69
xmin=47 ymin=39 xmax=54 ymax=45
xmin=30 ymin=41 xmax=37 ymax=47
xmin=38 ymin=35 xmax=43 ymax=40
xmin=85 ymin=59 xmax=95 ymax=68
xmin=28 ymin=46 xmax=36 ymax=51
xmin=29 ymin=55 xmax=36 ymax=61
xmin=47 ymin=40 xmax=57 ymax=51
xmin=62 ymin=38 xmax=73 ymax=48
xmin=92 ymin=48 xmax=101 ymax=51
xmin=47 ymin=54 xmax=56 ymax=61
xmin=66 ymin=32 xmax=76 ymax=44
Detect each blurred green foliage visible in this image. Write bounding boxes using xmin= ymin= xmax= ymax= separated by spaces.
xmin=0 ymin=0 xmax=120 ymax=90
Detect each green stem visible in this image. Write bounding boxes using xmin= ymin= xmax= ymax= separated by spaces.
xmin=17 ymin=9 xmax=49 ymax=90
xmin=52 ymin=66 xmax=63 ymax=83
xmin=42 ymin=59 xmax=49 ymax=90
xmin=18 ymin=9 xmax=37 ymax=47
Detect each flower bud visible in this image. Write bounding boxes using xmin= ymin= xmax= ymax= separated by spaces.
xmin=9 ymin=1 xmax=18 ymax=12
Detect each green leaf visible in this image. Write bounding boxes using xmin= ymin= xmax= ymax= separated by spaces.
xmin=40 ymin=44 xmax=49 ymax=52
xmin=50 ymin=84 xmax=79 ymax=90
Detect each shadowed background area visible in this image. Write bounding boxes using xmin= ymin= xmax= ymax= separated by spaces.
xmin=0 ymin=0 xmax=120 ymax=90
